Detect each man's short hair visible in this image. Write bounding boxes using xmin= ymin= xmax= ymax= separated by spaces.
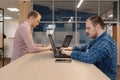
xmin=87 ymin=16 xmax=105 ymax=29
xmin=27 ymin=10 xmax=41 ymax=19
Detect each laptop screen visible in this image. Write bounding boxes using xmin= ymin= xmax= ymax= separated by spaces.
xmin=48 ymin=34 xmax=72 ymax=58
xmin=61 ymin=35 xmax=73 ymax=47
xmin=48 ymin=34 xmax=58 ymax=54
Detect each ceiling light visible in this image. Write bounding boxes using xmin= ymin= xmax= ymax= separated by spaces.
xmin=7 ymin=8 xmax=19 ymax=12
xmin=77 ymin=0 xmax=84 ymax=8
xmin=68 ymin=16 xmax=74 ymax=23
xmin=68 ymin=18 xmax=71 ymax=23
xmin=4 ymin=17 xmax=12 ymax=19
xmin=109 ymin=14 xmax=113 ymax=18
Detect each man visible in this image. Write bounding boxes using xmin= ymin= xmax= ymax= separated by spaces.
xmin=61 ymin=16 xmax=117 ymax=80
xmin=11 ymin=10 xmax=51 ymax=62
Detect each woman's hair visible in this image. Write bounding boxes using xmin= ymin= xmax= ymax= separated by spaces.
xmin=27 ymin=10 xmax=41 ymax=19
xmin=87 ymin=16 xmax=105 ymax=29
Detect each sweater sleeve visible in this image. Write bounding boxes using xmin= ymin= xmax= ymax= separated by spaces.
xmin=73 ymin=44 xmax=88 ymax=52
xmin=71 ymin=40 xmax=109 ymax=64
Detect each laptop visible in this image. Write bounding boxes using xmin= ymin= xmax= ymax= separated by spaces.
xmin=57 ymin=35 xmax=73 ymax=49
xmin=61 ymin=35 xmax=73 ymax=47
xmin=48 ymin=34 xmax=72 ymax=58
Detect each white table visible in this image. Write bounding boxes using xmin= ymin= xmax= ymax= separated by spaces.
xmin=0 ymin=51 xmax=110 ymax=80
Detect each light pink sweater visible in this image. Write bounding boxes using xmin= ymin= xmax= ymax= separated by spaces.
xmin=11 ymin=22 xmax=42 ymax=61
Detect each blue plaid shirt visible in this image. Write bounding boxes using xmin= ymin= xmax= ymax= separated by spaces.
xmin=71 ymin=32 xmax=117 ymax=80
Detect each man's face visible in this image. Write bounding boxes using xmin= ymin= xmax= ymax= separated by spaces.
xmin=85 ymin=20 xmax=98 ymax=39
xmin=31 ymin=15 xmax=41 ymax=28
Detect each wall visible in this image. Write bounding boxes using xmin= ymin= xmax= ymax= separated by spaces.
xmin=4 ymin=20 xmax=19 ymax=38
xmin=4 ymin=19 xmax=19 ymax=58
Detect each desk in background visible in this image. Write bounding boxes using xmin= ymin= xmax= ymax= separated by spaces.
xmin=0 ymin=51 xmax=110 ymax=80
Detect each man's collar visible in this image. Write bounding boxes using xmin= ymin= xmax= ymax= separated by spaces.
xmin=94 ymin=31 xmax=107 ymax=42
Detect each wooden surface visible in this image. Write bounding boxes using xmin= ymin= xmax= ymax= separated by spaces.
xmin=0 ymin=51 xmax=110 ymax=80
xmin=0 ymin=33 xmax=2 ymax=48
xmin=118 ymin=24 xmax=120 ymax=64
xmin=19 ymin=1 xmax=30 ymax=24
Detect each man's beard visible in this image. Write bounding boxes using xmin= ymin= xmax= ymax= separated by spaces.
xmin=87 ymin=31 xmax=98 ymax=39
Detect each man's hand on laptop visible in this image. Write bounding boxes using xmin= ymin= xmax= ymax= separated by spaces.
xmin=61 ymin=49 xmax=72 ymax=56
xmin=61 ymin=47 xmax=73 ymax=51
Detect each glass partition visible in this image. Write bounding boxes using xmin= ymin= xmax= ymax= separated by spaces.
xmin=33 ymin=1 xmax=52 ymax=21
xmin=54 ymin=1 xmax=75 ymax=22
xmin=77 ymin=1 xmax=98 ymax=22
xmin=31 ymin=0 xmax=119 ymax=45
xmin=53 ymin=23 xmax=76 ymax=46
xmin=54 ymin=1 xmax=76 ymax=46
xmin=100 ymin=1 xmax=118 ymax=21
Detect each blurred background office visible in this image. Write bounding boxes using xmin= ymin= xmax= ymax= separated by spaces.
xmin=0 ymin=1 xmax=120 ymax=79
